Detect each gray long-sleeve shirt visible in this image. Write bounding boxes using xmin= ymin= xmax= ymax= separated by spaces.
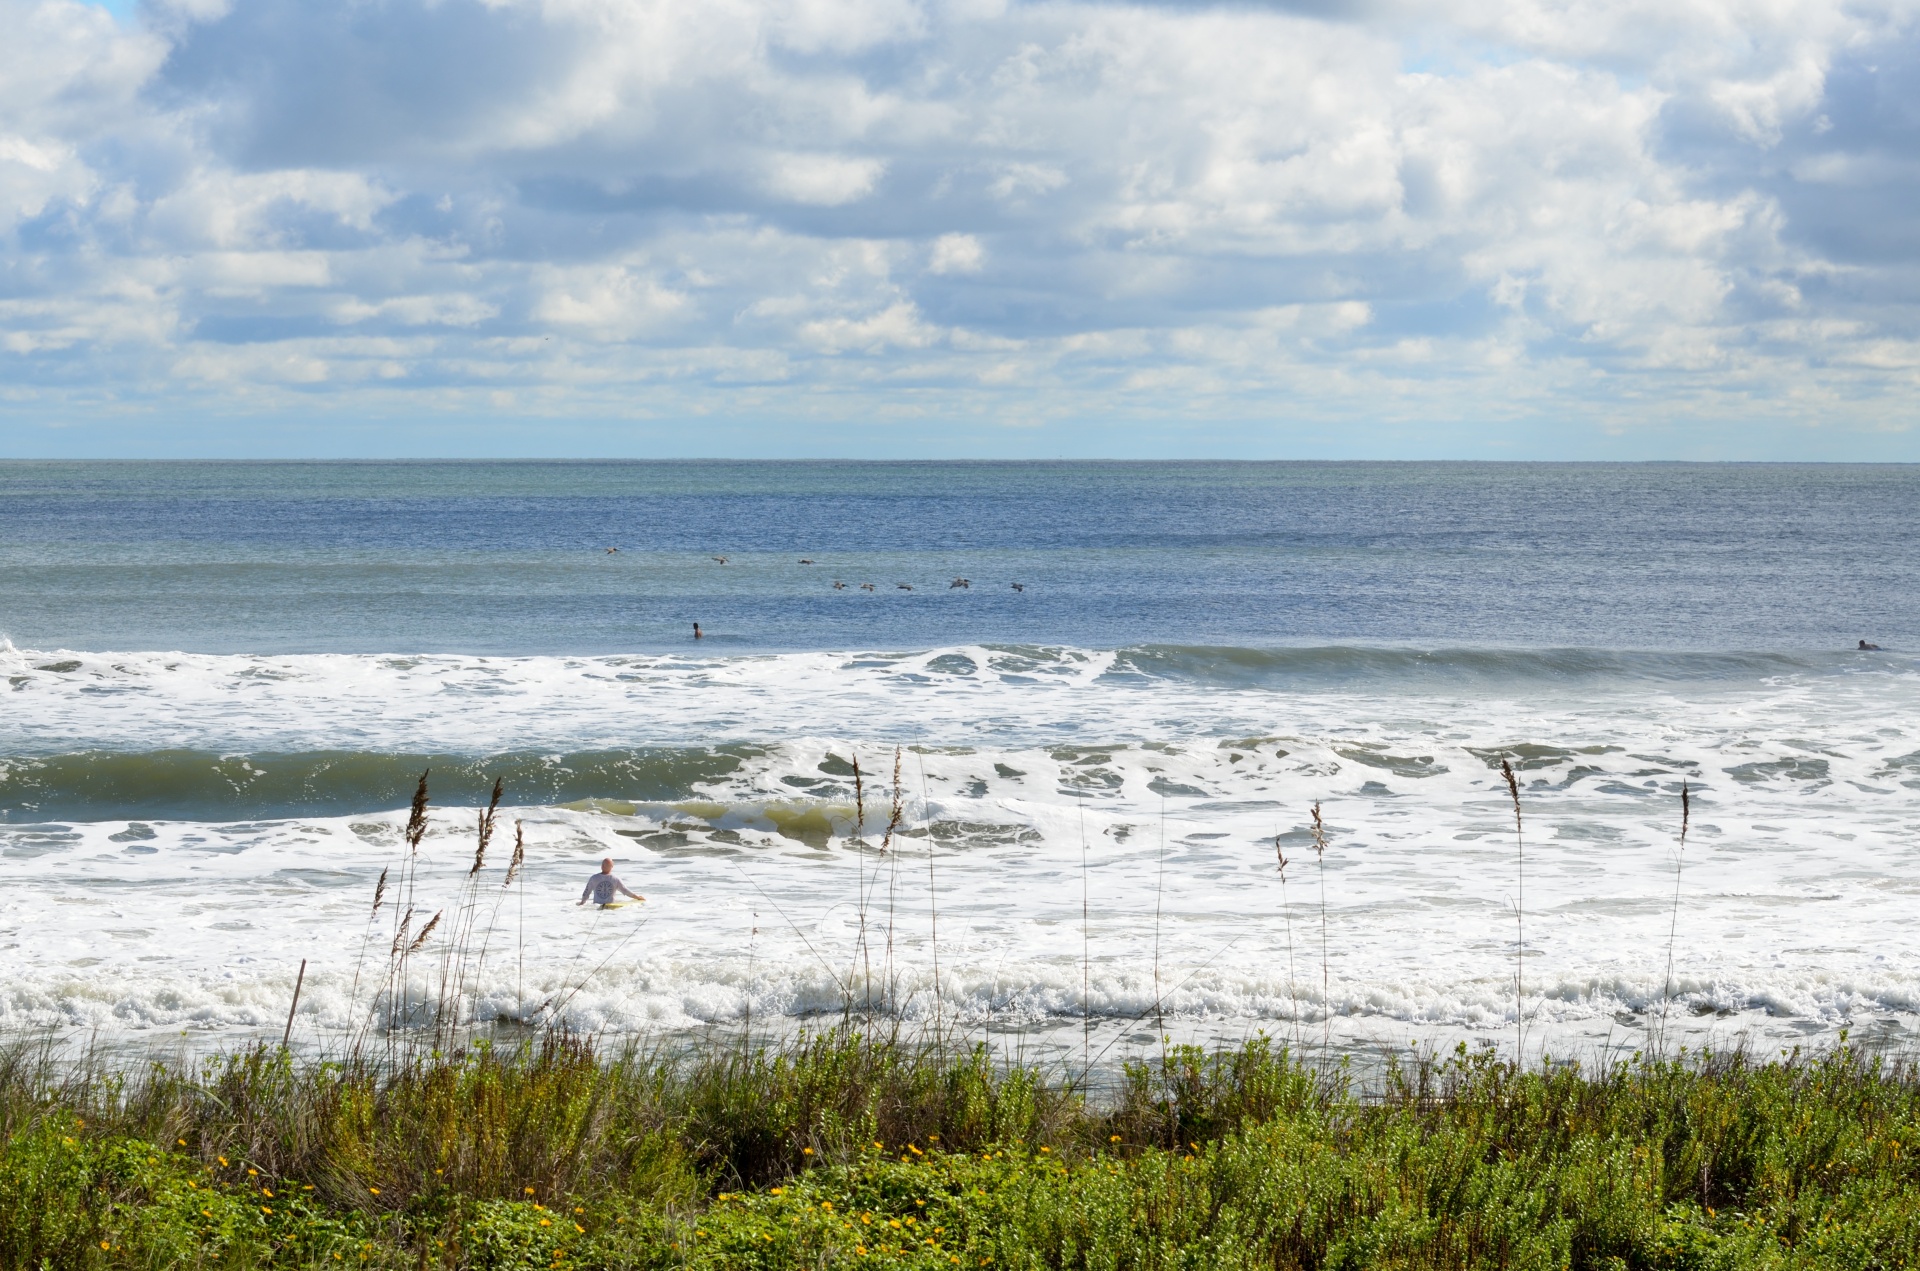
xmin=581 ymin=872 xmax=638 ymax=905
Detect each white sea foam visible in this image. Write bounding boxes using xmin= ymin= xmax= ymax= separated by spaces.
xmin=3 ymin=642 xmax=1918 ymax=1058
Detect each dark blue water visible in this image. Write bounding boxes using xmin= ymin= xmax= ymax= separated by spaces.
xmin=1 ymin=460 xmax=1913 ymax=654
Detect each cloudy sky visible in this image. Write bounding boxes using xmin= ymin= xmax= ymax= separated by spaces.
xmin=2 ymin=0 xmax=1918 ymax=457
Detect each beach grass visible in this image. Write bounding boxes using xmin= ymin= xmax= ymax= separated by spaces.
xmin=3 ymin=1028 xmax=1918 ymax=1268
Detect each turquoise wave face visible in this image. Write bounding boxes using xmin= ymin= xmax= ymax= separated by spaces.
xmin=0 ymin=748 xmax=752 ymax=823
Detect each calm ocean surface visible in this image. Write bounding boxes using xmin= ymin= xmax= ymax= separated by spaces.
xmin=3 ymin=461 xmax=1917 ymax=1059
xmin=3 ymin=460 xmax=1915 ymax=654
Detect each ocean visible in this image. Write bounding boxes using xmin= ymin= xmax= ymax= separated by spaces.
xmin=2 ymin=461 xmax=1917 ymax=1061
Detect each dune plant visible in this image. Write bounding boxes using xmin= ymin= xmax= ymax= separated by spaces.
xmin=6 ymin=1028 xmax=1919 ymax=1269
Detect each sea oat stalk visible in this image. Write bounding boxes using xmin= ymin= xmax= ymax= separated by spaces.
xmin=1310 ymin=803 xmax=1330 ymax=1059
xmin=1657 ymin=781 xmax=1692 ymax=1051
xmin=1501 ymin=759 xmax=1525 ymax=1061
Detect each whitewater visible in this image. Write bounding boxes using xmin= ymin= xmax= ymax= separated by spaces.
xmin=5 ymin=637 xmax=1917 ymax=1061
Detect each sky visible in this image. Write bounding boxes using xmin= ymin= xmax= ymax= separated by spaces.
xmin=1 ymin=0 xmax=1918 ymax=458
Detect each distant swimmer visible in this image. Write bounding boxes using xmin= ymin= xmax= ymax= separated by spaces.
xmin=949 ymin=578 xmax=970 ymax=589
xmin=712 ymin=556 xmax=729 ymax=565
xmin=578 ymin=858 xmax=643 ymax=908
xmin=833 ymin=580 xmax=848 ymax=590
xmin=1011 ymin=583 xmax=1025 ymax=592
xmin=693 ymin=623 xmax=703 ymax=640
xmin=860 ymin=583 xmax=876 ymax=591
xmin=1860 ymin=640 xmax=1884 ymax=651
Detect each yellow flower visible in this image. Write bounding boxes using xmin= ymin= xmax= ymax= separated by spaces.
xmin=1109 ymin=1135 xmax=1121 ymax=1143
xmin=821 ymin=1201 xmax=833 ymax=1211
xmin=855 ymin=1247 xmax=867 ymax=1256
xmin=573 ymin=1207 xmax=584 ymax=1214
xmin=574 ymin=1224 xmax=585 ymax=1233
xmin=177 ymin=1138 xmax=187 ymax=1147
xmin=1039 ymin=1147 xmax=1049 ymax=1154
xmin=100 ymin=1242 xmax=110 ymax=1251
xmin=262 ymin=1188 xmax=273 ymax=1197
xmin=540 ymin=1219 xmax=552 ymax=1227
xmin=803 ymin=1147 xmax=814 ymax=1155
xmin=261 ymin=1206 xmax=272 ymax=1215
xmin=524 ymin=1187 xmax=536 ymax=1195
xmin=368 ymin=1187 xmax=381 ymax=1196
xmin=248 ymin=1169 xmax=258 ymax=1177
xmin=218 ymin=1156 xmax=229 ymax=1166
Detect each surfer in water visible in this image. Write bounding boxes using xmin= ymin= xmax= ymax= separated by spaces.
xmin=578 ymin=858 xmax=644 ymax=907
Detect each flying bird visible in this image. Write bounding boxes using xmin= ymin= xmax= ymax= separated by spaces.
xmin=860 ymin=583 xmax=876 ymax=591
xmin=833 ymin=581 xmax=848 ymax=590
xmin=605 ymin=547 xmax=620 ymax=554
xmin=1011 ymin=583 xmax=1025 ymax=592
xmin=949 ymin=578 xmax=970 ymax=589
xmin=798 ymin=559 xmax=815 ymax=565
xmin=896 ymin=583 xmax=914 ymax=591
xmin=712 ymin=556 xmax=729 ymax=564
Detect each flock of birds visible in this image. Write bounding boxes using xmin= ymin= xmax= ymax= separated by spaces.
xmin=601 ymin=548 xmax=1025 ymax=592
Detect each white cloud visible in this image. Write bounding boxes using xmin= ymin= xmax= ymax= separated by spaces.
xmin=799 ymin=300 xmax=940 ymax=352
xmin=534 ymin=263 xmax=688 ymax=336
xmin=928 ymin=232 xmax=984 ymax=274
xmin=762 ymin=153 xmax=887 ymax=205
xmin=769 ymin=0 xmax=926 ymax=54
xmin=330 ymin=294 xmax=500 ymax=327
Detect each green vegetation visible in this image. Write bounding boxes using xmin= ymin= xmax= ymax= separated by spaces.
xmin=2 ymin=1029 xmax=1917 ymax=1269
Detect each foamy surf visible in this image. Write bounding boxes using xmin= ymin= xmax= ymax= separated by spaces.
xmin=2 ymin=642 xmax=1918 ymax=1058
